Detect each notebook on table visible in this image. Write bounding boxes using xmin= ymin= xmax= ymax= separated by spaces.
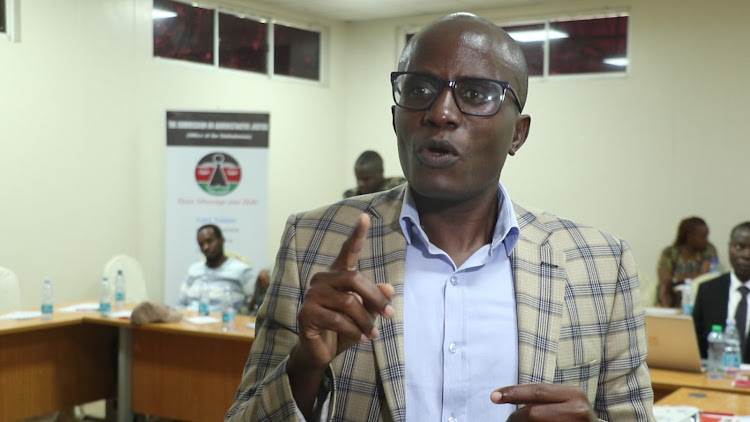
xmin=645 ymin=313 xmax=703 ymax=373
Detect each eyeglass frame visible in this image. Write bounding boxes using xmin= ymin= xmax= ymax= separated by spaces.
xmin=390 ymin=71 xmax=523 ymax=117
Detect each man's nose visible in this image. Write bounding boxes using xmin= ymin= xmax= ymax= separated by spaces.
xmin=424 ymin=87 xmax=462 ymax=126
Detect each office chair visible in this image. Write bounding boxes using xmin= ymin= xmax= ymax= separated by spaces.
xmin=103 ymin=254 xmax=149 ymax=304
xmin=0 ymin=266 xmax=22 ymax=313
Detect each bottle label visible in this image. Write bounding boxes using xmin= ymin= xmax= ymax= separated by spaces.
xmin=725 ymin=353 xmax=741 ymax=372
xmin=41 ymin=304 xmax=53 ymax=314
xmin=100 ymin=302 xmax=111 ymax=315
xmin=198 ymin=302 xmax=210 ymax=316
xmin=115 ymin=292 xmax=126 ymax=301
xmin=222 ymin=310 xmax=235 ymax=323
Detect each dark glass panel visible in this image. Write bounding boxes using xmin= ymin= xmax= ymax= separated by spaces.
xmin=274 ymin=24 xmax=320 ymax=80
xmin=219 ymin=13 xmax=267 ymax=73
xmin=502 ymin=23 xmax=545 ymax=76
xmin=549 ymin=16 xmax=628 ymax=75
xmin=0 ymin=0 xmax=6 ymax=33
xmin=153 ymin=0 xmax=214 ymax=65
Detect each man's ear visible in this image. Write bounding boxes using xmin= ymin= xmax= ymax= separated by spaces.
xmin=391 ymin=106 xmax=397 ymax=134
xmin=508 ymin=114 xmax=531 ymax=156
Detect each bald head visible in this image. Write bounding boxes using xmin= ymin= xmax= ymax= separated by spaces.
xmin=398 ymin=13 xmax=529 ymax=112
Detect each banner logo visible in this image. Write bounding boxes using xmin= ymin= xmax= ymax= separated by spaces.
xmin=195 ymin=152 xmax=241 ymax=196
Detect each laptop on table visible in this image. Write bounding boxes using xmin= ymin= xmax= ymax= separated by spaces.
xmin=645 ymin=312 xmax=703 ymax=373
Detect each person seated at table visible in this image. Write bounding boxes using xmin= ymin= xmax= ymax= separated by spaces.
xmin=693 ymin=221 xmax=750 ymax=361
xmin=658 ymin=216 xmax=718 ymax=307
xmin=248 ymin=266 xmax=271 ymax=316
xmin=342 ymin=150 xmax=405 ymax=198
xmin=177 ymin=224 xmax=269 ymax=313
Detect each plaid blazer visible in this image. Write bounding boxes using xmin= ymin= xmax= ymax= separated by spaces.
xmin=226 ymin=186 xmax=654 ymax=421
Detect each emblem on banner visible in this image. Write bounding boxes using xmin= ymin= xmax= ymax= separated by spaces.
xmin=195 ymin=152 xmax=242 ymax=196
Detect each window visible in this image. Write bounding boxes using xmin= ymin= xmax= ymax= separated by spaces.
xmin=219 ymin=13 xmax=267 ymax=74
xmin=152 ymin=0 xmax=322 ymax=82
xmin=0 ymin=0 xmax=6 ymax=34
xmin=502 ymin=23 xmax=545 ymax=76
xmin=153 ymin=0 xmax=214 ymax=65
xmin=274 ymin=24 xmax=320 ymax=80
xmin=503 ymin=14 xmax=629 ymax=77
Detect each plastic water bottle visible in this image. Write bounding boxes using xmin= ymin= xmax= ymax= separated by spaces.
xmin=198 ymin=276 xmax=210 ymax=316
xmin=221 ymin=287 xmax=235 ymax=331
xmin=724 ymin=319 xmax=742 ymax=376
xmin=681 ymin=279 xmax=693 ymax=315
xmin=707 ymin=324 xmax=725 ymax=379
xmin=99 ymin=276 xmax=112 ymax=317
xmin=114 ymin=269 xmax=126 ymax=309
xmin=41 ymin=279 xmax=54 ymax=320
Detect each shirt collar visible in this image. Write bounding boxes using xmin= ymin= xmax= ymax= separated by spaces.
xmin=398 ymin=183 xmax=520 ymax=257
xmin=730 ymin=270 xmax=750 ymax=289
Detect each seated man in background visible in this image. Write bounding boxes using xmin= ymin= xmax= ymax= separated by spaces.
xmin=342 ymin=150 xmax=405 ymax=198
xmin=177 ymin=224 xmax=269 ymax=313
xmin=248 ymin=266 xmax=271 ymax=316
xmin=694 ymin=221 xmax=750 ymax=361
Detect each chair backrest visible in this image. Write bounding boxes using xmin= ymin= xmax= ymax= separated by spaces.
xmin=103 ymin=255 xmax=149 ymax=304
xmin=0 ymin=266 xmax=22 ymax=313
xmin=225 ymin=250 xmax=253 ymax=267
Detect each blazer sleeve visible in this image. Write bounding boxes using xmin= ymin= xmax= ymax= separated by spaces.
xmin=225 ymin=215 xmax=309 ymax=421
xmin=594 ymin=240 xmax=655 ymax=421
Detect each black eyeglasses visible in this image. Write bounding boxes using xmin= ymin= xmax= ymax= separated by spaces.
xmin=391 ymin=71 xmax=522 ymax=117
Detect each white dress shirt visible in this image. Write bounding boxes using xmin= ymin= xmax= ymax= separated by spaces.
xmin=400 ymin=183 xmax=520 ymax=422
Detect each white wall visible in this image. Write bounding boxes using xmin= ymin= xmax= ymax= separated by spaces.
xmin=1 ymin=0 xmax=748 ymax=308
xmin=0 ymin=0 xmax=350 ymax=305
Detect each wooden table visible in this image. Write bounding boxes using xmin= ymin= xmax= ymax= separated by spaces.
xmin=650 ymin=368 xmax=750 ymax=401
xmin=656 ymin=387 xmax=750 ymax=415
xmin=0 ymin=312 xmax=118 ymax=421
xmin=129 ymin=314 xmax=255 ymax=422
xmin=0 ymin=306 xmax=255 ymax=422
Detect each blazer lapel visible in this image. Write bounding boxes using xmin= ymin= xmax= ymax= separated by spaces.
xmin=512 ymin=205 xmax=566 ymax=384
xmin=368 ymin=189 xmax=408 ymax=422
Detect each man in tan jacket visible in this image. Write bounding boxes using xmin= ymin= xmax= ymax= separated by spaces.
xmin=227 ymin=12 xmax=653 ymax=422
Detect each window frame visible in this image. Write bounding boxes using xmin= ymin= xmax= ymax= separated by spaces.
xmin=398 ymin=11 xmax=629 ymax=80
xmin=151 ymin=0 xmax=325 ymax=84
xmin=1 ymin=0 xmax=18 ymax=42
xmin=500 ymin=13 xmax=630 ymax=80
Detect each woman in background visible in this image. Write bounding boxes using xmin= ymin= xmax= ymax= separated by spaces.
xmin=658 ymin=216 xmax=718 ymax=307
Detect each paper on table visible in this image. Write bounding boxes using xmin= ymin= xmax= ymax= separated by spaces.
xmin=59 ymin=302 xmax=101 ymax=313
xmin=247 ymin=322 xmax=256 ymax=329
xmin=185 ymin=316 xmax=220 ymax=324
xmin=653 ymin=405 xmax=700 ymax=422
xmin=0 ymin=311 xmax=43 ymax=320
xmin=644 ymin=307 xmax=681 ymax=316
xmin=110 ymin=310 xmax=132 ymax=318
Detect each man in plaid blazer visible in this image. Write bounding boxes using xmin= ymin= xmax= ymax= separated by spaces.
xmin=227 ymin=12 xmax=653 ymax=422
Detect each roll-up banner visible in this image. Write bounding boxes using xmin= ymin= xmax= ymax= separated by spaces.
xmin=164 ymin=111 xmax=269 ymax=306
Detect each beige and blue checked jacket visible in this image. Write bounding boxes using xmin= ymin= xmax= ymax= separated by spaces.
xmin=226 ymin=186 xmax=654 ymax=421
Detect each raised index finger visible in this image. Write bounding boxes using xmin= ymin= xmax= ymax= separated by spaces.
xmin=331 ymin=213 xmax=370 ymax=271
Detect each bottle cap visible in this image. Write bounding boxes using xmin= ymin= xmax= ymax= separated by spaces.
xmin=712 ymin=325 xmax=723 ymax=332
